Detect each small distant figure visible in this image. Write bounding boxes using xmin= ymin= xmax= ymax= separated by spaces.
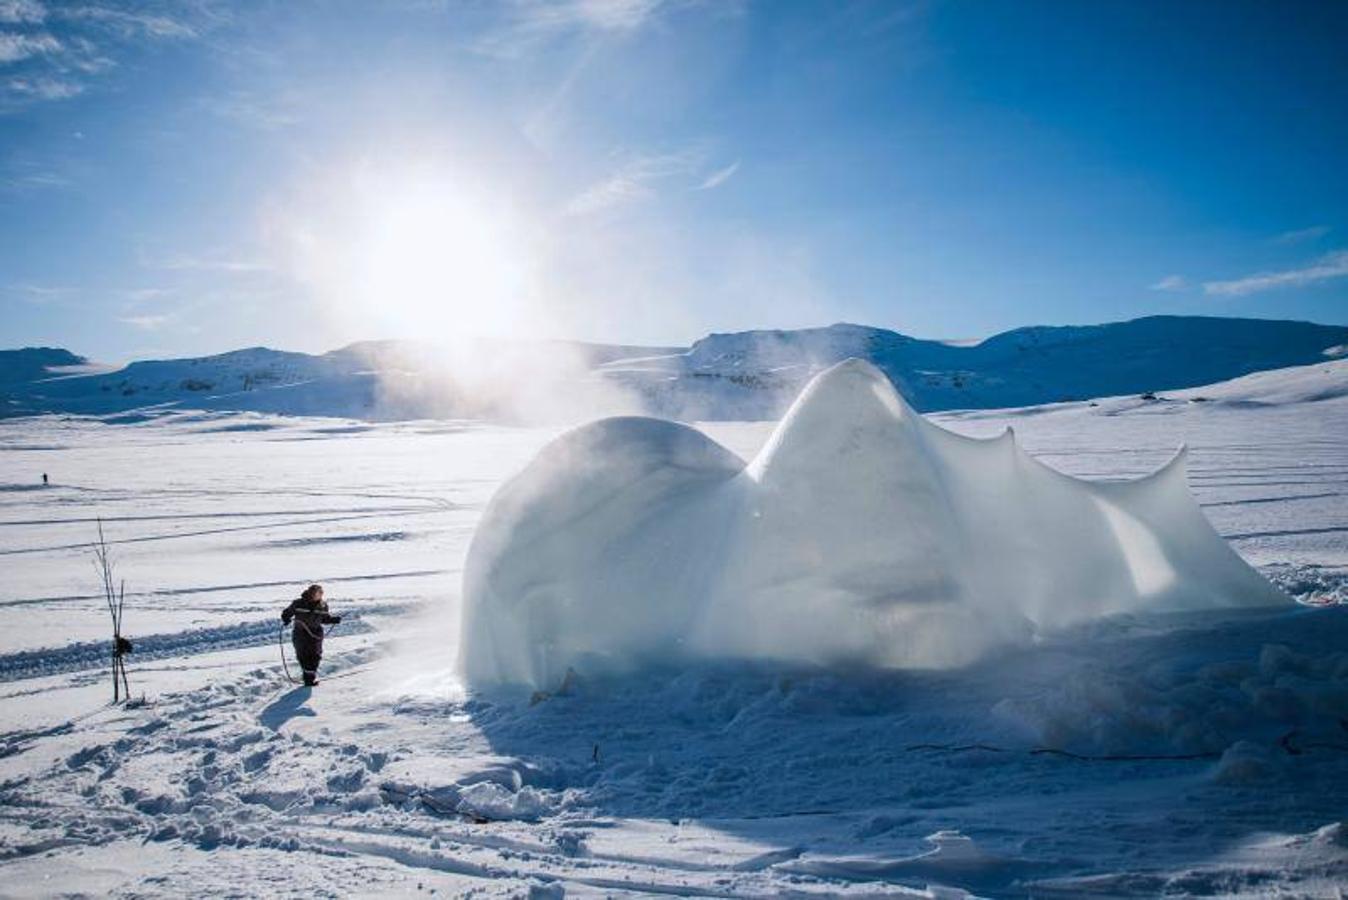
xmin=42 ymin=473 xmax=48 ymax=486
xmin=281 ymin=583 xmax=341 ymax=686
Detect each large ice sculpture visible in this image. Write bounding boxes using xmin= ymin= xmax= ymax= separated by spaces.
xmin=460 ymin=359 xmax=1287 ymax=687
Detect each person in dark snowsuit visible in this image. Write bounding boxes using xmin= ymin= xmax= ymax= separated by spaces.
xmin=281 ymin=583 xmax=341 ymax=686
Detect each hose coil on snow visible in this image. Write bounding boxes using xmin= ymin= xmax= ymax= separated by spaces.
xmin=278 ymin=619 xmax=338 ymax=686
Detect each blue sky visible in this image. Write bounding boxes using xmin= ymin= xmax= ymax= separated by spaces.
xmin=2 ymin=0 xmax=1346 ymax=361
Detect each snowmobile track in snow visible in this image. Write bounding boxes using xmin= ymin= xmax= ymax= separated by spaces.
xmin=0 ymin=611 xmax=389 ymax=683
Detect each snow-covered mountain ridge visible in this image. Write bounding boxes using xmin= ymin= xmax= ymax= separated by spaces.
xmin=3 ymin=315 xmax=1345 ymax=421
xmin=0 ymin=347 xmax=91 ymax=386
xmin=610 ymin=316 xmax=1348 ymax=418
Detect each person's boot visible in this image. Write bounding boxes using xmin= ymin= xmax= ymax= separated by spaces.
xmin=303 ymin=674 xmax=317 ymax=687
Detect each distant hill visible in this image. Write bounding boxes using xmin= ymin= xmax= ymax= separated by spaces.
xmin=0 ymin=348 xmax=89 ymax=387
xmin=2 ymin=316 xmax=1345 ymax=422
xmin=0 ymin=338 xmax=685 ymax=422
xmin=603 ymin=316 xmax=1348 ymax=418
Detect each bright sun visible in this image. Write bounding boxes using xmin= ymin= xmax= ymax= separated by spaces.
xmin=287 ymin=160 xmax=537 ymax=343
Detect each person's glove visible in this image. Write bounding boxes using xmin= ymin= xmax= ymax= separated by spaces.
xmin=330 ymin=615 xmax=343 ymax=624
xmin=281 ymin=611 xmax=291 ymax=623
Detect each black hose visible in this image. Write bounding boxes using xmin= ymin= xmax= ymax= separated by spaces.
xmin=278 ymin=619 xmax=339 ymax=686
xmin=279 ymin=621 xmax=299 ymax=685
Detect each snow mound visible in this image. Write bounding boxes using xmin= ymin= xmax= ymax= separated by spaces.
xmin=455 ymin=782 xmax=559 ymax=821
xmin=1170 ymin=357 xmax=1348 ymax=405
xmin=460 ymin=359 xmax=1287 ymax=687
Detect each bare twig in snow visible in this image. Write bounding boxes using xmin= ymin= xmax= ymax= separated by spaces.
xmin=92 ymin=519 xmax=132 ymax=703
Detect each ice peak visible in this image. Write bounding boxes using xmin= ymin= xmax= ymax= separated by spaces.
xmin=803 ymin=357 xmax=910 ymax=416
xmin=748 ymin=358 xmax=921 ymax=483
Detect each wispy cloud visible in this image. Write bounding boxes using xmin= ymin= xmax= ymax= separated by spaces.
xmin=201 ymin=90 xmax=301 ymax=130
xmin=59 ymin=5 xmax=200 ymax=39
xmin=566 ymin=148 xmax=739 ymax=215
xmin=477 ymin=0 xmax=666 ymax=57
xmin=694 ymin=159 xmax=739 ymax=191
xmin=119 ymin=313 xmax=170 ymax=330
xmin=1148 ymin=274 xmax=1186 ymax=292
xmin=565 ymin=149 xmax=700 ymax=215
xmin=151 ymin=252 xmax=272 ymax=274
xmin=0 ymin=30 xmax=59 ymax=63
xmin=0 ymin=1 xmax=45 ymax=24
xmin=0 ymin=162 xmax=72 ymax=190
xmin=4 ymin=281 xmax=75 ymax=304
xmin=0 ymin=2 xmax=218 ymax=111
xmin=566 ymin=169 xmax=651 ymax=216
xmin=516 ymin=0 xmax=664 ymax=34
xmin=500 ymin=1 xmax=747 ymax=148
xmin=3 ymin=73 xmax=79 ymax=100
xmin=1204 ymin=249 xmax=1348 ymax=297
xmin=117 ymin=286 xmax=173 ymax=303
xmin=1272 ymin=225 xmax=1330 ymax=245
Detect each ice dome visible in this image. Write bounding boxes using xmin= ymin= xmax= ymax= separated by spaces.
xmin=459 ymin=359 xmax=1287 ymax=688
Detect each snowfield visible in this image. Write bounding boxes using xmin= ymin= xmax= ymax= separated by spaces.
xmin=1 ymin=359 xmax=1346 ymax=897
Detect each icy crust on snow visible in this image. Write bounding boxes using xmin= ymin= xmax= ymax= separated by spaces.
xmin=461 ymin=359 xmax=1288 ymax=687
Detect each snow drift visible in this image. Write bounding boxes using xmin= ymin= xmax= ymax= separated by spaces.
xmin=460 ymin=359 xmax=1287 ymax=687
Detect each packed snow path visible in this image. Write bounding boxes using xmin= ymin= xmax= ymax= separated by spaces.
xmin=1 ymin=364 xmax=1346 ymax=896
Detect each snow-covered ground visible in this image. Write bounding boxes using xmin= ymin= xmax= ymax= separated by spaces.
xmin=1 ymin=361 xmax=1345 ymax=897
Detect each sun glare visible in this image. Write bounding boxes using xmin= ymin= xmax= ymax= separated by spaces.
xmin=286 ymin=160 xmax=538 ymax=344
